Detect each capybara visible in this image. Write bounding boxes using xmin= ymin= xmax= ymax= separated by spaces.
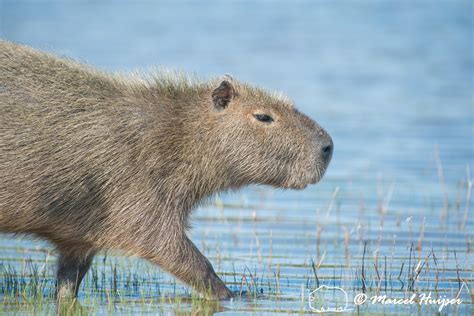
xmin=0 ymin=41 xmax=333 ymax=299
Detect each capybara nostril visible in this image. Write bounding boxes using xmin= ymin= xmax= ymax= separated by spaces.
xmin=322 ymin=139 xmax=333 ymax=163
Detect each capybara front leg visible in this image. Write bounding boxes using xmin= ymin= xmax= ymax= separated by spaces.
xmin=148 ymin=234 xmax=233 ymax=300
xmin=56 ymin=250 xmax=95 ymax=299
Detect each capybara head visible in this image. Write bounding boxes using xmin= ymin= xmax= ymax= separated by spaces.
xmin=207 ymin=77 xmax=333 ymax=190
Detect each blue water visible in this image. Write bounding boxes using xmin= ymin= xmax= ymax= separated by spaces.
xmin=0 ymin=1 xmax=472 ymax=314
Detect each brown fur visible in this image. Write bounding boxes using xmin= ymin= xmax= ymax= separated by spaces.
xmin=0 ymin=40 xmax=333 ymax=299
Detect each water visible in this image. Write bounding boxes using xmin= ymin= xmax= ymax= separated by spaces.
xmin=0 ymin=0 xmax=472 ymax=314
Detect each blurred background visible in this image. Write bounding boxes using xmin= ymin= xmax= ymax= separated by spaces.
xmin=0 ymin=0 xmax=472 ymax=314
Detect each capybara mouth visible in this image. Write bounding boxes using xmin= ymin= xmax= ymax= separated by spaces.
xmin=296 ymin=166 xmax=328 ymax=189
xmin=289 ymin=182 xmax=309 ymax=190
xmin=309 ymin=171 xmax=325 ymax=185
xmin=283 ymin=174 xmax=321 ymax=190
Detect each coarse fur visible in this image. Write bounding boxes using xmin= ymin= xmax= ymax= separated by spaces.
xmin=0 ymin=40 xmax=333 ymax=299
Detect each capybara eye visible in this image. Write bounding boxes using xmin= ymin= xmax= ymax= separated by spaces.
xmin=254 ymin=114 xmax=273 ymax=123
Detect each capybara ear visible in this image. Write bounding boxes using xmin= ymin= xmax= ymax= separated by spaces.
xmin=212 ymin=80 xmax=235 ymax=110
